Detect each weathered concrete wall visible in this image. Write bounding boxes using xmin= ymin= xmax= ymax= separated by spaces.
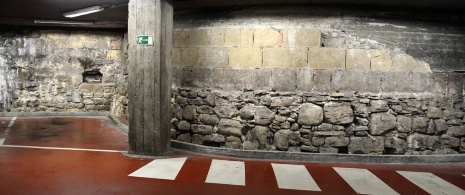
xmin=0 ymin=27 xmax=127 ymax=113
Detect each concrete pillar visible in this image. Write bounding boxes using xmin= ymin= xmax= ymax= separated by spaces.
xmin=128 ymin=0 xmax=173 ymax=155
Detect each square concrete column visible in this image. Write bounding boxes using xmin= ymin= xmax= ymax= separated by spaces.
xmin=128 ymin=0 xmax=173 ymax=155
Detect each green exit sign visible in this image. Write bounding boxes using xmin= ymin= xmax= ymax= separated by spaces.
xmin=137 ymin=35 xmax=154 ymax=45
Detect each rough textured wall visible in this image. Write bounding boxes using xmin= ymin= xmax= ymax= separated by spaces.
xmin=0 ymin=27 xmax=127 ymax=113
xmin=168 ymin=6 xmax=465 ymax=155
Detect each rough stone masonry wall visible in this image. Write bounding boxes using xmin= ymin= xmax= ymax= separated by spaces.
xmin=0 ymin=27 xmax=127 ymax=114
xmin=168 ymin=6 xmax=465 ymax=155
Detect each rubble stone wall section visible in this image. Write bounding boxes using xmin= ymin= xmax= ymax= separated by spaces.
xmin=0 ymin=28 xmax=127 ymax=113
xmin=171 ymin=88 xmax=465 ymax=155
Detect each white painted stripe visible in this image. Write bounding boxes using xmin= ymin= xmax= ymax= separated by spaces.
xmin=334 ymin=167 xmax=399 ymax=195
xmin=205 ymin=159 xmax=245 ymax=186
xmin=0 ymin=138 xmax=5 ymax=145
xmin=129 ymin=157 xmax=187 ymax=180
xmin=398 ymin=171 xmax=465 ymax=195
xmin=0 ymin=144 xmax=125 ymax=153
xmin=7 ymin=117 xmax=17 ymax=128
xmin=272 ymin=163 xmax=321 ymax=191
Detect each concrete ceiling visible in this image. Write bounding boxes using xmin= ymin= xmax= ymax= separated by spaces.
xmin=0 ymin=0 xmax=464 ymax=28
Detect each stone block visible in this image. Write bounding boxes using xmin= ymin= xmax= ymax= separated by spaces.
xmin=198 ymin=47 xmax=229 ymax=67
xmin=274 ymin=130 xmax=291 ymax=151
xmin=411 ymin=72 xmax=428 ymax=93
xmin=427 ymin=73 xmax=447 ymax=94
xmin=370 ymin=50 xmax=392 ymax=72
xmin=447 ymin=73 xmax=464 ymax=95
xmin=172 ymin=48 xmax=182 ymax=66
xmin=173 ymin=30 xmax=189 ymax=47
xmin=224 ymin=29 xmax=240 ymax=47
xmin=283 ymin=29 xmax=321 ymax=47
xmin=308 ymin=48 xmax=346 ymax=70
xmin=181 ymin=48 xmax=200 ymax=66
xmin=229 ymin=48 xmax=262 ymax=68
xmin=331 ymin=70 xmax=367 ymax=92
xmin=380 ymin=72 xmax=396 ymax=93
xmin=298 ymin=103 xmax=324 ymax=126
xmin=313 ymin=69 xmax=332 ymax=92
xmin=392 ymin=53 xmax=417 ymax=72
xmin=427 ymin=107 xmax=443 ymax=119
xmin=325 ymin=136 xmax=350 ymax=147
xmin=369 ymin=112 xmax=397 ymax=135
xmin=364 ymin=71 xmax=382 ymax=93
xmin=324 ymin=103 xmax=354 ymax=125
xmin=253 ymin=29 xmax=283 ymax=47
xmin=251 ymin=69 xmax=272 ymax=89
xmin=263 ymin=48 xmax=307 ymax=69
xmin=394 ymin=72 xmax=413 ymax=92
xmin=296 ymin=69 xmax=313 ymax=91
xmin=412 ymin=117 xmax=428 ymax=133
xmin=191 ymin=124 xmax=214 ymax=135
xmin=181 ymin=67 xmax=206 ymax=88
xmin=270 ymin=69 xmax=297 ymax=92
xmin=240 ymin=29 xmax=254 ymax=47
xmin=189 ymin=29 xmax=224 ymax=47
xmin=346 ymin=49 xmax=371 ymax=71
xmin=218 ymin=119 xmax=243 ymax=137
xmin=397 ymin=115 xmax=412 ymax=133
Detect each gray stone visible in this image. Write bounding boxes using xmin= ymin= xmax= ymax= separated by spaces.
xmin=317 ymin=123 xmax=333 ymax=131
xmin=314 ymin=131 xmax=346 ymax=137
xmin=369 ymin=112 xmax=397 ymax=135
xmin=352 ymin=103 xmax=368 ymax=117
xmin=319 ymin=145 xmax=339 ymax=154
xmin=301 ymin=145 xmax=319 ymax=153
xmin=407 ymin=133 xmax=440 ymax=150
xmin=396 ymin=115 xmax=412 ymax=133
xmin=199 ymin=114 xmax=219 ymax=126
xmin=239 ymin=104 xmax=255 ymax=120
xmin=218 ymin=119 xmax=243 ymax=137
xmin=447 ymin=119 xmax=462 ymax=126
xmin=434 ymin=119 xmax=448 ymax=134
xmin=274 ymin=130 xmax=291 ymax=151
xmin=177 ymin=120 xmax=191 ymax=132
xmin=182 ymin=106 xmax=197 ymax=121
xmin=274 ymin=115 xmax=287 ymax=123
xmin=412 ymin=117 xmax=428 ymax=133
xmin=348 ymin=136 xmax=384 ymax=154
xmin=440 ymin=135 xmax=461 ymax=148
xmin=270 ymin=97 xmax=294 ymax=107
xmin=197 ymin=105 xmax=214 ymax=114
xmin=253 ymin=126 xmax=273 ymax=147
xmin=427 ymin=120 xmax=435 ymax=135
xmin=324 ymin=103 xmax=354 ymax=125
xmin=290 ymin=123 xmax=300 ymax=131
xmin=205 ymin=134 xmax=226 ymax=143
xmin=312 ymin=137 xmax=326 ymax=147
xmin=172 ymin=104 xmax=183 ymax=120
xmin=447 ymin=126 xmax=465 ymax=137
xmin=369 ymin=100 xmax=389 ymax=113
xmin=177 ymin=133 xmax=192 ymax=143
xmin=325 ymin=136 xmax=350 ymax=147
xmin=356 ymin=118 xmax=369 ymax=126
xmin=281 ymin=121 xmax=291 ymax=129
xmin=298 ymin=103 xmax=324 ymax=126
xmin=355 ymin=126 xmax=369 ymax=131
xmin=254 ymin=106 xmax=275 ymax=125
xmin=427 ymin=107 xmax=443 ymax=119
xmin=289 ymin=131 xmax=301 ymax=146
xmin=192 ymin=134 xmax=204 ymax=145
xmin=214 ymin=105 xmax=238 ymax=118
xmin=384 ymin=137 xmax=407 ymax=154
xmin=355 ymin=131 xmax=368 ymax=136
xmin=191 ymin=124 xmax=214 ymax=135
xmin=71 ymin=93 xmax=82 ymax=103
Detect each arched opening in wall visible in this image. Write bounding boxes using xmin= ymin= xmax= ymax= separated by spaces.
xmin=82 ymin=71 xmax=103 ymax=83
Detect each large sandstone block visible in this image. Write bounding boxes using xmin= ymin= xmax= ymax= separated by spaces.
xmin=263 ymin=48 xmax=307 ymax=69
xmin=171 ymin=48 xmax=182 ymax=65
xmin=427 ymin=73 xmax=447 ymax=94
xmin=274 ymin=130 xmax=291 ymax=151
xmin=296 ymin=69 xmax=313 ymax=91
xmin=240 ymin=29 xmax=254 ymax=47
xmin=308 ymin=48 xmax=346 ymax=70
xmin=198 ymin=47 xmax=229 ymax=67
xmin=348 ymin=136 xmax=384 ymax=154
xmin=253 ymin=29 xmax=283 ymax=47
xmin=324 ymin=103 xmax=354 ymax=125
xmin=346 ymin=49 xmax=371 ymax=70
xmin=270 ymin=69 xmax=297 ymax=92
xmin=229 ymin=48 xmax=262 ymax=68
xmin=396 ymin=115 xmax=412 ymax=133
xmin=369 ymin=112 xmax=396 ymax=135
xmin=189 ymin=29 xmax=224 ymax=47
xmin=447 ymin=73 xmax=464 ymax=95
xmin=224 ymin=29 xmax=241 ymax=47
xmin=283 ymin=29 xmax=321 ymax=47
xmin=173 ymin=30 xmax=188 ymax=47
xmin=181 ymin=48 xmax=199 ymax=66
xmin=370 ymin=50 xmax=392 ymax=71
xmin=313 ymin=69 xmax=332 ymax=91
xmin=298 ymin=103 xmax=324 ymax=125
xmin=254 ymin=106 xmax=275 ymax=125
xmin=392 ymin=53 xmax=431 ymax=73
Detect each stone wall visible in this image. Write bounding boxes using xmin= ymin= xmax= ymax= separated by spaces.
xmin=168 ymin=6 xmax=465 ymax=155
xmin=0 ymin=27 xmax=127 ymax=113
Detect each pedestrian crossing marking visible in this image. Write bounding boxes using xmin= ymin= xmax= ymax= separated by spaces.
xmin=205 ymin=159 xmax=245 ymax=186
xmin=272 ymin=163 xmax=321 ymax=191
xmin=129 ymin=157 xmax=187 ymax=180
xmin=398 ymin=171 xmax=465 ymax=195
xmin=334 ymin=167 xmax=399 ymax=195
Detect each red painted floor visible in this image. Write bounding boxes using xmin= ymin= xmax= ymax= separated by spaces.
xmin=0 ymin=117 xmax=464 ymax=194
